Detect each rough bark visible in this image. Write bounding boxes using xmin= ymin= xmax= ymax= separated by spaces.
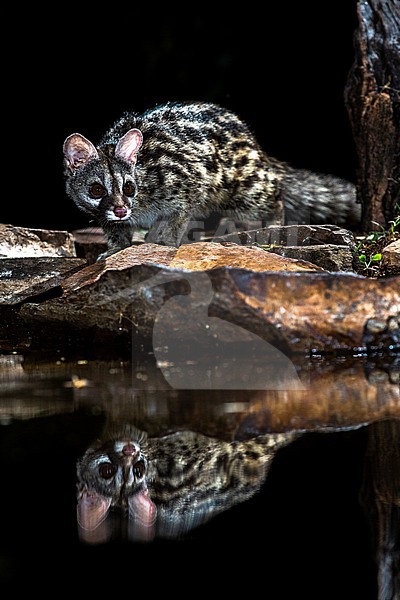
xmin=345 ymin=0 xmax=400 ymax=231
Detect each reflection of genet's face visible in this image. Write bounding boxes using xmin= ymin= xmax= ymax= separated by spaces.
xmin=76 ymin=427 xmax=295 ymax=544
xmin=76 ymin=433 xmax=157 ymax=541
xmin=78 ymin=440 xmax=148 ymax=505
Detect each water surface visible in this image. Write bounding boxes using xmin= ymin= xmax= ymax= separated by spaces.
xmin=0 ymin=351 xmax=398 ymax=598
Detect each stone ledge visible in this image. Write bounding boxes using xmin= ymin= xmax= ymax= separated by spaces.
xmin=8 ymin=244 xmax=398 ymax=355
xmin=0 ymin=224 xmax=76 ymax=258
xmin=382 ymin=239 xmax=400 ymax=276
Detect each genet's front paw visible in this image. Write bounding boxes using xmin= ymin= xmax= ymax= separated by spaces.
xmin=154 ymin=231 xmax=181 ymax=247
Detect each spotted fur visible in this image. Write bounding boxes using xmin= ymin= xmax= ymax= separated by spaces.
xmin=76 ymin=424 xmax=298 ymax=540
xmin=63 ymin=101 xmax=360 ymax=258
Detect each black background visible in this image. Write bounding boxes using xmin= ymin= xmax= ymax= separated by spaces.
xmin=3 ymin=1 xmax=358 ymax=232
xmin=2 ymin=4 xmax=379 ymax=593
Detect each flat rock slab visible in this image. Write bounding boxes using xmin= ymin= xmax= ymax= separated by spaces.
xmin=56 ymin=242 xmax=321 ymax=297
xmin=0 ymin=224 xmax=76 ymax=258
xmin=212 ymin=223 xmax=357 ymax=247
xmin=168 ymin=241 xmax=323 ymax=272
xmin=270 ymin=244 xmax=354 ymax=272
xmin=211 ymin=224 xmax=357 ymax=271
xmin=73 ymin=224 xmax=358 ymax=272
xmin=0 ymin=258 xmax=86 ymax=304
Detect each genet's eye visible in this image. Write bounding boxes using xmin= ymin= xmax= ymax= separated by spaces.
xmin=89 ymin=183 xmax=106 ymax=198
xmin=123 ymin=181 xmax=135 ymax=196
xmin=99 ymin=462 xmax=117 ymax=479
xmin=133 ymin=460 xmax=145 ymax=479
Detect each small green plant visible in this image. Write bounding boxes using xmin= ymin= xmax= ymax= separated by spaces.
xmin=355 ymin=204 xmax=400 ymax=276
xmin=357 ymin=250 xmax=382 ymax=272
xmin=388 ymin=212 xmax=400 ymax=235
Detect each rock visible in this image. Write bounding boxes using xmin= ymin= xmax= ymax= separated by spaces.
xmin=269 ymin=244 xmax=354 ymax=272
xmin=169 ymin=241 xmax=323 ymax=272
xmin=14 ymin=244 xmax=400 ymax=355
xmin=211 ymin=223 xmax=357 ymax=271
xmin=381 ymin=239 xmax=400 ymax=276
xmin=0 ymin=257 xmax=86 ymax=304
xmin=0 ymin=235 xmax=397 ymax=356
xmin=71 ymin=224 xmax=357 ymax=271
xmin=60 ymin=243 xmax=177 ymax=294
xmin=0 ymin=224 xmax=76 ymax=257
xmin=57 ymin=242 xmax=321 ymax=298
xmin=16 ymin=242 xmax=323 ymax=345
xmin=212 ymin=223 xmax=356 ymax=247
xmin=0 ymin=257 xmax=86 ymax=351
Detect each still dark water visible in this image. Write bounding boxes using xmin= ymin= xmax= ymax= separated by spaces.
xmin=0 ymin=352 xmax=398 ymax=598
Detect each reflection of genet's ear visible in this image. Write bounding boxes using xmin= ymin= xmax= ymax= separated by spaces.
xmin=77 ymin=489 xmax=111 ymax=531
xmin=115 ymin=128 xmax=143 ymax=164
xmin=63 ymin=133 xmax=99 ymax=172
xmin=128 ymin=490 xmax=157 ymax=525
xmin=128 ymin=490 xmax=157 ymax=541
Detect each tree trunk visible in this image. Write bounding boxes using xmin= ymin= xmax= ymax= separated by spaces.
xmin=345 ymin=0 xmax=400 ymax=232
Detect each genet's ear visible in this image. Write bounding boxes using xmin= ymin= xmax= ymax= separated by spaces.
xmin=63 ymin=133 xmax=99 ymax=172
xmin=115 ymin=128 xmax=143 ymax=164
xmin=128 ymin=490 xmax=157 ymax=542
xmin=77 ymin=489 xmax=111 ymax=532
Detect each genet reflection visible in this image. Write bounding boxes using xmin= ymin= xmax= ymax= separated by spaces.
xmin=76 ymin=421 xmax=298 ymax=543
xmin=75 ymin=407 xmax=400 ymax=599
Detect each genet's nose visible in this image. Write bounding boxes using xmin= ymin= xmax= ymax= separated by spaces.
xmin=114 ymin=206 xmax=128 ymax=218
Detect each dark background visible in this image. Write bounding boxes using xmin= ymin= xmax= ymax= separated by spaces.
xmin=3 ymin=1 xmax=358 ymax=232
xmin=0 ymin=6 xmax=385 ymax=596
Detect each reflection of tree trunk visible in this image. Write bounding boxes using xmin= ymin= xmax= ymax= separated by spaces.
xmin=345 ymin=0 xmax=400 ymax=231
xmin=360 ymin=419 xmax=400 ymax=599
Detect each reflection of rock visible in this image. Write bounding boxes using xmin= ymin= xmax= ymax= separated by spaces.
xmin=3 ymin=357 xmax=399 ymax=439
